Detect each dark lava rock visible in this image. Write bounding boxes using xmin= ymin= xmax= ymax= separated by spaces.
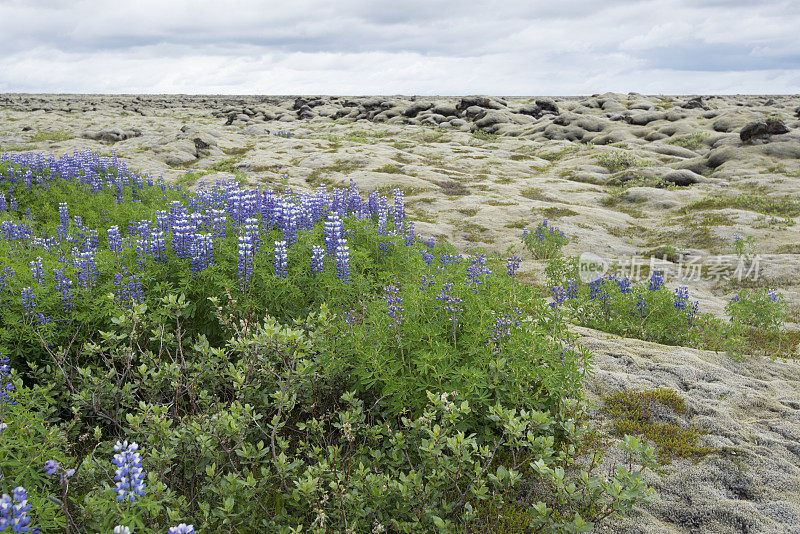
xmin=681 ymin=96 xmax=709 ymax=110
xmin=740 ymin=118 xmax=790 ymax=142
xmin=535 ymin=98 xmax=558 ymax=114
xmin=706 ymin=146 xmax=737 ymax=168
xmin=81 ymin=128 xmax=142 ymax=143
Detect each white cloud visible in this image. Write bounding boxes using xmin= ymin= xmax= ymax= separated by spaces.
xmin=0 ymin=0 xmax=798 ymax=94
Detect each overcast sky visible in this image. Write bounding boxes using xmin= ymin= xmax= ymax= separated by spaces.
xmin=1 ymin=0 xmax=798 ymax=95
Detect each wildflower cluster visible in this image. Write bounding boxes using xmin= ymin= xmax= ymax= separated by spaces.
xmin=522 ymin=219 xmax=569 ymax=259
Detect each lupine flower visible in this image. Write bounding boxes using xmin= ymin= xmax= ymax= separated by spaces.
xmin=768 ymin=289 xmax=779 ymax=302
xmin=487 ymin=311 xmax=521 ymax=355
xmin=107 ymin=226 xmax=123 ymax=253
xmin=310 ymin=245 xmax=325 ymax=275
xmin=335 ymin=238 xmax=350 ymax=282
xmin=383 ymin=284 xmax=403 ymax=327
xmin=237 ymin=234 xmax=254 ymax=285
xmin=392 ymin=188 xmax=405 ymax=233
xmin=506 ymin=256 xmax=521 ymax=277
xmin=324 ymin=214 xmax=344 ymax=257
xmin=566 ymin=280 xmax=578 ymax=299
xmin=43 ymin=460 xmax=60 ymax=476
xmin=112 ymin=441 xmax=146 ymax=502
xmin=636 ymin=295 xmax=647 ymax=317
xmin=0 ymin=193 xmax=6 ymax=212
xmin=29 ymin=257 xmax=44 ymax=285
xmin=189 ymin=233 xmax=214 ymax=274
xmin=648 ymin=270 xmax=664 ymax=291
xmin=74 ymin=250 xmax=98 ymax=288
xmin=550 ymin=286 xmax=566 ymax=308
xmin=674 ymin=285 xmax=690 ymax=310
xmin=113 ymin=527 xmax=132 ymax=534
xmin=274 ymin=240 xmax=288 ymax=279
xmin=0 ymin=355 xmax=16 ymax=407
xmin=730 ymin=294 xmax=740 ymax=302
xmin=465 ymin=253 xmax=491 ymax=292
xmin=168 ymin=524 xmax=195 ymax=534
xmin=614 ymin=276 xmax=631 ymax=294
xmin=421 ymin=250 xmax=433 ymax=266
xmin=20 ymin=287 xmax=36 ymax=316
xmin=435 ymin=283 xmax=463 ymax=322
xmin=58 ymin=202 xmax=69 ymax=228
xmin=588 ymin=279 xmax=609 ymax=303
xmin=687 ymin=301 xmax=700 ymax=327
xmin=404 ymin=221 xmax=415 ymax=246
xmin=0 ymin=486 xmax=33 ymax=532
xmin=440 ymin=254 xmax=462 ymax=266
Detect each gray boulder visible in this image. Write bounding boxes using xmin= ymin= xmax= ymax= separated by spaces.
xmin=626 ymin=111 xmax=665 ymax=125
xmin=403 ymin=102 xmax=433 ymax=118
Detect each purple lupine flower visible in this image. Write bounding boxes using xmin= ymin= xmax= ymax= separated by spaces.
xmin=29 ymin=257 xmax=44 ymax=285
xmin=377 ymin=201 xmax=388 ymax=236
xmin=440 ymin=254 xmax=462 ymax=266
xmin=422 ymin=236 xmax=436 ymax=249
xmin=768 ymin=289 xmax=779 ymax=302
xmin=310 ymin=245 xmax=325 ymax=275
xmin=566 ymin=280 xmax=578 ymax=299
xmin=383 ymin=284 xmax=403 ymax=327
xmin=189 ymin=233 xmax=214 ymax=274
xmin=615 ymin=276 xmax=631 ymax=294
xmin=731 ymin=294 xmax=740 ymax=302
xmin=335 ymin=238 xmax=350 ymax=282
xmin=107 ymin=226 xmax=123 ymax=253
xmin=421 ymin=250 xmax=433 ymax=266
xmin=404 ymin=221 xmax=415 ymax=246
xmin=237 ymin=234 xmax=254 ymax=285
xmin=20 ymin=287 xmax=36 ymax=316
xmin=419 ymin=274 xmax=435 ymax=291
xmin=58 ymin=202 xmax=69 ymax=228
xmin=44 ymin=460 xmax=60 ymax=476
xmin=9 ymin=196 xmax=17 ymax=211
xmin=550 ymin=286 xmax=566 ymax=308
xmin=487 ymin=311 xmax=521 ymax=355
xmin=588 ymin=278 xmax=609 ymax=302
xmin=54 ymin=268 xmax=74 ymax=312
xmin=0 ymin=193 xmax=6 ymax=212
xmin=150 ymin=230 xmax=165 ymax=261
xmin=507 ymin=256 xmax=521 ymax=277
xmin=74 ymin=250 xmax=97 ymax=288
xmin=281 ymin=205 xmax=298 ymax=245
xmin=674 ymin=285 xmax=689 ymax=310
xmin=324 ymin=213 xmax=343 ymax=257
xmin=465 ymin=253 xmax=491 ymax=292
xmin=211 ymin=209 xmax=227 ymax=241
xmin=435 ymin=283 xmax=463 ymax=322
xmin=648 ymin=270 xmax=664 ymax=291
xmin=0 ymin=486 xmax=34 ymax=532
xmin=274 ymin=240 xmax=288 ymax=279
xmin=1 ymin=355 xmax=16 ymax=407
xmin=112 ymin=441 xmax=146 ymax=502
xmin=687 ymin=300 xmax=700 ymax=327
xmin=243 ymin=217 xmax=260 ymax=254
xmin=393 ymin=188 xmax=405 ymax=233
xmin=636 ymin=295 xmax=647 ymax=317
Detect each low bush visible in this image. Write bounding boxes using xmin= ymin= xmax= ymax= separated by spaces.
xmin=0 ymin=150 xmax=659 ymax=532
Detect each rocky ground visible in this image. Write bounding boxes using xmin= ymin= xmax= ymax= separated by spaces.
xmin=1 ymin=93 xmax=799 ymax=533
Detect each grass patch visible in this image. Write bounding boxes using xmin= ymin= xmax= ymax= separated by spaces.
xmin=540 ymin=207 xmax=578 ymax=219
xmin=537 ymin=146 xmax=579 ymax=163
xmin=373 ymin=163 xmax=405 ymax=174
xmin=682 ymin=193 xmax=800 ymax=218
xmin=30 ymin=129 xmax=73 ymax=142
xmin=596 ymin=150 xmax=656 ymax=173
xmin=665 ymin=131 xmax=708 ymax=149
xmin=221 ymin=146 xmax=252 ymax=156
xmin=471 ymin=130 xmax=499 ymax=142
xmin=604 ymin=388 xmax=717 ymax=465
xmin=457 ymin=207 xmax=479 ymax=217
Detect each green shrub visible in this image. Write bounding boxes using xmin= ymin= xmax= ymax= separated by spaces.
xmin=523 ymin=219 xmax=569 ymax=260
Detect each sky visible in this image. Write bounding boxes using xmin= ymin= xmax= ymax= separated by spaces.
xmin=0 ymin=0 xmax=798 ymax=95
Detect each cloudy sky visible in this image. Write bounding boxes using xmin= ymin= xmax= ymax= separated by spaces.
xmin=0 ymin=0 xmax=798 ymax=95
